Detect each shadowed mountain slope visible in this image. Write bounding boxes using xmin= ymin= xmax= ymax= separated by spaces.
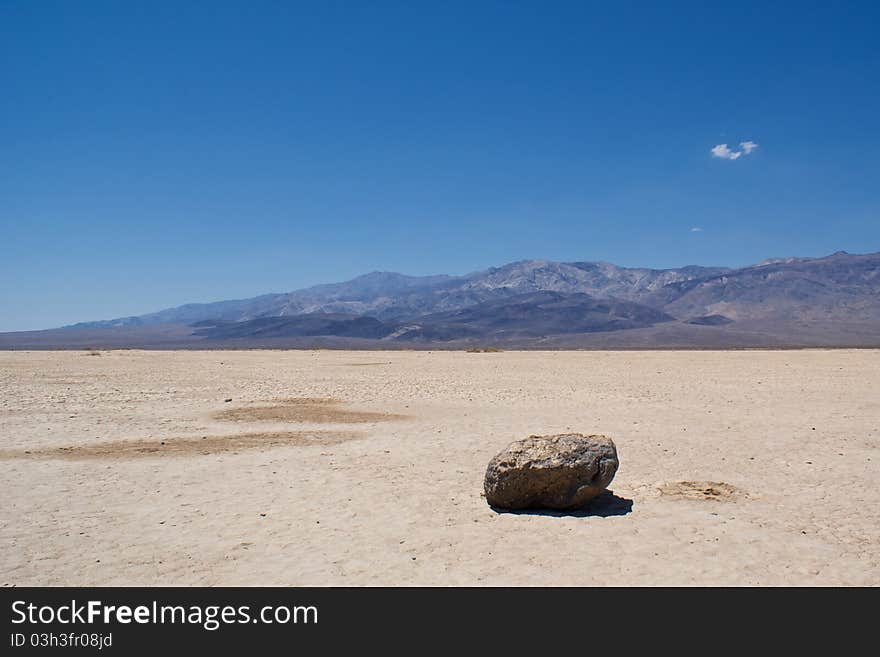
xmin=388 ymin=292 xmax=675 ymax=341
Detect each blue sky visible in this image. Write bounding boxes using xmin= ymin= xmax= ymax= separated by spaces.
xmin=2 ymin=1 xmax=879 ymax=331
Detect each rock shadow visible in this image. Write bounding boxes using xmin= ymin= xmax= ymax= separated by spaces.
xmin=489 ymin=491 xmax=634 ymax=518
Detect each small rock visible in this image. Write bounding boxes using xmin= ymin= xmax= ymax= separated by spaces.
xmin=484 ymin=433 xmax=619 ymax=510
xmin=224 ymin=398 xmax=233 ymax=403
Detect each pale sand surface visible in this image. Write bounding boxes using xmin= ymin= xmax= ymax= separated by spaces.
xmin=1 ymin=349 xmax=878 ymax=586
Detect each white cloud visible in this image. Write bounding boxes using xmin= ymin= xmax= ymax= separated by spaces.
xmin=691 ymin=227 xmax=703 ymax=232
xmin=711 ymin=140 xmax=758 ymax=160
xmin=711 ymin=143 xmax=741 ymax=160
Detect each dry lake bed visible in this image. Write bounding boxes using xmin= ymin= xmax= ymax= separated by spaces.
xmin=1 ymin=349 xmax=878 ymax=586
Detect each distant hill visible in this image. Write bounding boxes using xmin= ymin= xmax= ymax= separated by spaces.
xmin=63 ymin=259 xmax=736 ymax=328
xmin=188 ymin=292 xmax=674 ymax=341
xmin=3 ymin=250 xmax=878 ymax=349
xmin=652 ymin=251 xmax=880 ymax=322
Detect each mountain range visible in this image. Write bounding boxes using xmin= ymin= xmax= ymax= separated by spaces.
xmin=3 ymin=250 xmax=879 ymax=349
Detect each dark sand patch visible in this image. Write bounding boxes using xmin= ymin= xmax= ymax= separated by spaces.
xmin=214 ymin=397 xmax=407 ymax=424
xmin=659 ymin=481 xmax=743 ymax=501
xmin=0 ymin=431 xmax=359 ymax=460
xmin=42 ymin=373 xmax=111 ymax=383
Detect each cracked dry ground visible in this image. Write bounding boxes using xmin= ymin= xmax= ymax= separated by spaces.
xmin=1 ymin=349 xmax=878 ymax=585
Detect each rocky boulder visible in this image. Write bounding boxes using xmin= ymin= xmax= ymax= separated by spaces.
xmin=484 ymin=433 xmax=619 ymax=510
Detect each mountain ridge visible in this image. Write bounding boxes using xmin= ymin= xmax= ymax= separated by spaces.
xmin=64 ymin=258 xmax=747 ymax=329
xmin=4 ymin=250 xmax=874 ymax=349
xmin=66 ymin=250 xmax=879 ymax=330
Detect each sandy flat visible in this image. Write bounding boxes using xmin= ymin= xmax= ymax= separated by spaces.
xmin=1 ymin=349 xmax=878 ymax=586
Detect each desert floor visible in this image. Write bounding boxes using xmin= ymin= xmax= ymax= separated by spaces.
xmin=1 ymin=349 xmax=878 ymax=586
